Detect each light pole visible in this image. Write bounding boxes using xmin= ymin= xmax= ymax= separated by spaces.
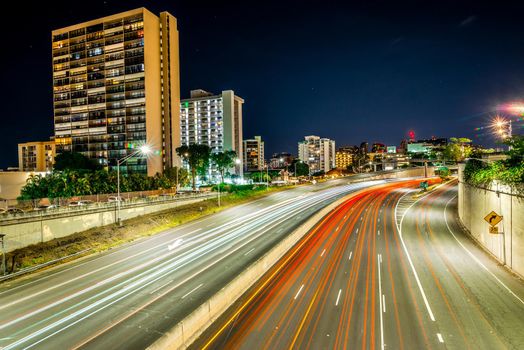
xmin=266 ymin=163 xmax=269 ymax=190
xmin=116 ymin=145 xmax=152 ymax=225
xmin=0 ymin=233 xmax=5 ymax=276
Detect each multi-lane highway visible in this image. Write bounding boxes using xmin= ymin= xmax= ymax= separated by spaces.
xmin=196 ymin=180 xmax=524 ymax=350
xmin=0 ymin=177 xmax=386 ymax=349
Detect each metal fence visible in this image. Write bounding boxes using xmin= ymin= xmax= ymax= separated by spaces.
xmin=0 ymin=191 xmax=217 ymax=223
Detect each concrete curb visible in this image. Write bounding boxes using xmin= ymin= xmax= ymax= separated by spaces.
xmin=147 ymin=189 xmax=364 ymax=350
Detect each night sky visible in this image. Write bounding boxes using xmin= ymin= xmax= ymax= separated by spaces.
xmin=2 ymin=0 xmax=524 ymax=169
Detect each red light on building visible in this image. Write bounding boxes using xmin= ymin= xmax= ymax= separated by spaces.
xmin=408 ymin=130 xmax=415 ymax=141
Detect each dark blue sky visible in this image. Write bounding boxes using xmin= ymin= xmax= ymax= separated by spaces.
xmin=2 ymin=0 xmax=524 ymax=168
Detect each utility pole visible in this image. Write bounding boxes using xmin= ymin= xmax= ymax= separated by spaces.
xmin=0 ymin=233 xmax=6 ymax=276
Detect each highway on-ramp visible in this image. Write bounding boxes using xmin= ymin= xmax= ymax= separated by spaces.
xmin=196 ymin=180 xmax=524 ymax=350
xmin=0 ymin=177 xmax=385 ymax=350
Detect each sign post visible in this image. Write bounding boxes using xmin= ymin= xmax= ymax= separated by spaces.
xmin=484 ymin=210 xmax=505 ymax=265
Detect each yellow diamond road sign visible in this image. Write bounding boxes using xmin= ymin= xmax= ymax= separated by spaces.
xmin=484 ymin=211 xmax=502 ymax=227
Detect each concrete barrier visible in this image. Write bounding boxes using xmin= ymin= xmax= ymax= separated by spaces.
xmin=458 ymin=164 xmax=524 ymax=277
xmin=0 ymin=195 xmax=216 ymax=253
xmin=147 ymin=188 xmax=369 ymax=350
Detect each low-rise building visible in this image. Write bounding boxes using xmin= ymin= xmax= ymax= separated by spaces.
xmin=335 ymin=147 xmax=355 ymax=169
xmin=18 ymin=140 xmax=56 ymax=172
xmin=270 ymin=152 xmax=294 ymax=169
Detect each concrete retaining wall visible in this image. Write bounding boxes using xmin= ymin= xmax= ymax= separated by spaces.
xmin=0 ymin=195 xmax=215 ymax=253
xmin=147 ymin=190 xmax=366 ymax=350
xmin=458 ymin=164 xmax=524 ymax=277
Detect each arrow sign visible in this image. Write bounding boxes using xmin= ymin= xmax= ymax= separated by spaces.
xmin=484 ymin=211 xmax=502 ymax=227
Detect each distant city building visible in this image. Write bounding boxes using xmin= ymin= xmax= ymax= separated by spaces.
xmin=270 ymin=152 xmax=294 ymax=169
xmin=335 ymin=147 xmax=356 ymax=169
xmin=371 ymin=143 xmax=386 ymax=153
xmin=359 ymin=142 xmax=369 ymax=155
xmin=387 ymin=146 xmax=397 ymax=153
xmin=399 ymin=139 xmax=408 ymax=154
xmin=381 ymin=153 xmax=409 ymax=170
xmin=298 ymin=135 xmax=335 ymax=174
xmin=243 ymin=136 xmax=264 ymax=172
xmin=181 ymin=89 xmax=244 ymax=176
xmin=18 ymin=140 xmax=56 ymax=172
xmin=407 ymin=137 xmax=448 ymax=154
xmin=52 ymin=8 xmax=181 ymax=175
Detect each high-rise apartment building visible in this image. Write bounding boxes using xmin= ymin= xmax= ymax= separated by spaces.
xmin=18 ymin=140 xmax=56 ymax=172
xmin=52 ymin=8 xmax=181 ymax=176
xmin=298 ymin=135 xmax=335 ymax=174
xmin=180 ymin=90 xmax=244 ymax=176
xmin=243 ymin=136 xmax=264 ymax=172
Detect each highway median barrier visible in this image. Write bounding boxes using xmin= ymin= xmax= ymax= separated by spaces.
xmin=147 ymin=186 xmax=376 ymax=350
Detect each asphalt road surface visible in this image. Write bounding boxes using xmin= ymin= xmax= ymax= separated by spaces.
xmin=196 ymin=180 xmax=524 ymax=350
xmin=0 ymin=177 xmax=387 ymax=350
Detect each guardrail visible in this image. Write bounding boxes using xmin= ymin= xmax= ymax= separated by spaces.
xmin=0 ymin=249 xmax=92 ymax=282
xmin=0 ymin=192 xmax=217 ymax=223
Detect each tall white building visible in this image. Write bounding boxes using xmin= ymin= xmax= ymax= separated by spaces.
xmin=298 ymin=135 xmax=335 ymax=174
xmin=243 ymin=136 xmax=264 ymax=171
xmin=180 ymin=89 xmax=244 ymax=176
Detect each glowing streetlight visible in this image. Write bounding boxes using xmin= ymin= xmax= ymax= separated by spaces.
xmin=116 ymin=144 xmax=152 ymax=225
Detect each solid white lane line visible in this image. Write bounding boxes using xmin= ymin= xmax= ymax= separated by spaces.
xmin=335 ymin=289 xmax=342 ymax=306
xmin=382 ymin=294 xmax=386 ymax=313
xmin=244 ymin=248 xmax=255 ymax=256
xmin=321 ymin=249 xmax=326 ymax=257
xmin=206 ymin=223 xmax=215 ymax=228
xmin=294 ymin=285 xmax=305 ymax=300
xmin=149 ymin=280 xmax=172 ymax=295
xmin=3 ymin=183 xmax=379 ymax=348
xmin=181 ymin=283 xmax=203 ymax=299
xmin=437 ymin=333 xmax=444 ymax=343
xmin=444 ymin=196 xmax=524 ymax=305
xmin=396 ymin=193 xmax=437 ymax=322
xmin=377 ymin=254 xmax=385 ymax=350
xmin=378 ymin=230 xmax=380 ymax=236
xmin=349 ymin=251 xmax=353 ymax=260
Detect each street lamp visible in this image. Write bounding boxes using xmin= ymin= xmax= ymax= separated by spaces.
xmin=116 ymin=145 xmax=152 ymax=225
xmin=266 ymin=163 xmax=269 ymax=190
xmin=0 ymin=233 xmax=5 ymax=276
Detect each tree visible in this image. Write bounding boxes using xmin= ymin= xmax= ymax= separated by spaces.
xmin=504 ymin=135 xmax=524 ymax=167
xmin=250 ymin=171 xmax=270 ymax=182
xmin=211 ymin=150 xmax=237 ymax=184
xmin=176 ymin=144 xmax=211 ymax=191
xmin=443 ymin=137 xmax=472 ymax=162
xmin=54 ymin=152 xmax=102 ymax=171
xmin=290 ymin=160 xmax=310 ymax=176
xmin=164 ymin=166 xmax=190 ymax=188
